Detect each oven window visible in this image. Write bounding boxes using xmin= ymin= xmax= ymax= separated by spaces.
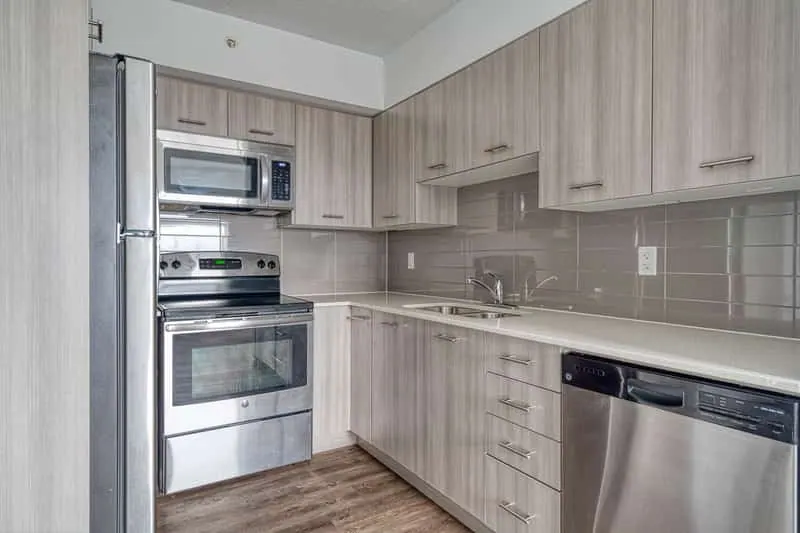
xmin=172 ymin=324 xmax=308 ymax=406
xmin=164 ymin=148 xmax=259 ymax=198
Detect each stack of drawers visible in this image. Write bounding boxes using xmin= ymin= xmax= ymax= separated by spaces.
xmin=483 ymin=335 xmax=562 ymax=533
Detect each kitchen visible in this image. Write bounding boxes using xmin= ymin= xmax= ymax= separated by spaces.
xmin=3 ymin=0 xmax=800 ymax=532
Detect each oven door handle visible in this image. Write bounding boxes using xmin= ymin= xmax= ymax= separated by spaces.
xmin=164 ymin=313 xmax=312 ymax=333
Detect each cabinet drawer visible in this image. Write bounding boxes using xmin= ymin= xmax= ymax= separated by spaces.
xmin=485 ymin=335 xmax=561 ymax=392
xmin=485 ymin=414 xmax=561 ymax=490
xmin=486 ymin=373 xmax=561 ymax=441
xmin=485 ymin=456 xmax=560 ymax=533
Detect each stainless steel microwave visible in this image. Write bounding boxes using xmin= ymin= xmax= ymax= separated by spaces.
xmin=157 ymin=130 xmax=295 ymax=215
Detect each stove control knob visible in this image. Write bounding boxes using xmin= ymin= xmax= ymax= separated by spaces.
xmin=159 ymin=261 xmax=168 ymax=270
xmin=267 ymin=260 xmax=277 ymax=270
xmin=241 ymin=399 xmax=249 ymax=408
xmin=257 ymin=259 xmax=266 ymax=269
xmin=171 ymin=260 xmax=181 ymax=270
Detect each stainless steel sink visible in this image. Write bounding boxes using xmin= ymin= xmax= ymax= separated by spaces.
xmin=412 ymin=304 xmax=520 ymax=319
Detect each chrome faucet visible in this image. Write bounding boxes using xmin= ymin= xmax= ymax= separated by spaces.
xmin=467 ymin=272 xmax=504 ymax=305
xmin=524 ymin=274 xmax=559 ymax=302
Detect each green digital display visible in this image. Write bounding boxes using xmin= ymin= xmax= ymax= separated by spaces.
xmin=214 ymin=259 xmax=226 ymax=265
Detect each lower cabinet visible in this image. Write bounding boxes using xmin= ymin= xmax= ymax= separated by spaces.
xmin=348 ymin=309 xmax=373 ymax=442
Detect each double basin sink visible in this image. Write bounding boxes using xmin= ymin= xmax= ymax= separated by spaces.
xmin=406 ymin=303 xmax=522 ymax=320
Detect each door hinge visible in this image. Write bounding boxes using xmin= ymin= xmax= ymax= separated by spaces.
xmin=89 ymin=18 xmax=103 ymax=43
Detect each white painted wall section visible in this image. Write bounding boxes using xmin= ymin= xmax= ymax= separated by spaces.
xmin=93 ymin=0 xmax=384 ymax=109
xmin=384 ymin=0 xmax=585 ymax=106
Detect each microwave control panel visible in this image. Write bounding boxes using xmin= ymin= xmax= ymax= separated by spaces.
xmin=271 ymin=161 xmax=292 ymax=202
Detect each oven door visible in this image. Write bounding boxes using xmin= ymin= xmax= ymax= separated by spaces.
xmin=161 ymin=313 xmax=312 ymax=436
xmin=157 ymin=130 xmax=268 ymax=210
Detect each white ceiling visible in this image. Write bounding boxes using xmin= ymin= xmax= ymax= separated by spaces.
xmin=173 ymin=0 xmax=462 ymax=56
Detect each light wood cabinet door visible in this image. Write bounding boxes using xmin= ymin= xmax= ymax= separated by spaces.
xmin=653 ymin=0 xmax=800 ymax=192
xmin=348 ymin=309 xmax=372 ymax=442
xmin=294 ymin=105 xmax=372 ymax=228
xmin=419 ymin=323 xmax=485 ymax=519
xmin=539 ymin=0 xmax=652 ymax=207
xmin=468 ymin=30 xmax=540 ymax=168
xmin=373 ymin=99 xmax=414 ymax=228
xmin=156 ymin=77 xmax=228 ymax=136
xmin=371 ymin=313 xmax=420 ymax=472
xmin=227 ymin=91 xmax=295 ymax=146
xmin=413 ymin=72 xmax=471 ymax=182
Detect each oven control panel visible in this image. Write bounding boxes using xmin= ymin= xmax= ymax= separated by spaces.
xmin=159 ymin=252 xmax=280 ymax=278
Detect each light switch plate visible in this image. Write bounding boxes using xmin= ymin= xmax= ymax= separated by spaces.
xmin=407 ymin=252 xmax=415 ymax=270
xmin=638 ymin=246 xmax=657 ymax=276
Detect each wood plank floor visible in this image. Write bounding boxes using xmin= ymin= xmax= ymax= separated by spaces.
xmin=157 ymin=446 xmax=470 ymax=533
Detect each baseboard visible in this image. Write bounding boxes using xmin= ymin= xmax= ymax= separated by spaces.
xmin=358 ymin=440 xmax=493 ymax=533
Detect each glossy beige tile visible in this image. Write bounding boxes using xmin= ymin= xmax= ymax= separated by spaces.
xmin=281 ymin=229 xmax=335 ymax=295
xmin=219 ymin=215 xmax=281 ymax=254
xmin=335 ymin=232 xmax=384 ymax=293
xmin=667 ymin=192 xmax=796 ymax=221
xmin=159 ymin=213 xmax=220 ymax=236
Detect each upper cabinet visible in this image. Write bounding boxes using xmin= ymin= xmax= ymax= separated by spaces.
xmin=653 ymin=0 xmax=800 ymax=193
xmin=413 ymin=74 xmax=471 ymax=182
xmin=290 ymin=105 xmax=372 ymax=229
xmin=156 ymin=77 xmax=228 ymax=137
xmin=374 ymin=99 xmax=458 ymax=230
xmin=539 ymin=0 xmax=653 ymax=208
xmin=228 ymin=92 xmax=296 ymax=146
xmin=468 ymin=30 xmax=540 ymax=169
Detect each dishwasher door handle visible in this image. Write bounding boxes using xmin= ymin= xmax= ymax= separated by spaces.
xmin=626 ymin=378 xmax=685 ymax=408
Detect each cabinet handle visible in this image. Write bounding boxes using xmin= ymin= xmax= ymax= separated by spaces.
xmin=433 ymin=333 xmax=462 ymax=343
xmin=499 ymin=501 xmax=535 ymax=524
xmin=380 ymin=321 xmax=399 ymax=328
xmin=347 ymin=315 xmax=371 ymax=322
xmin=499 ymin=398 xmax=533 ymax=413
xmin=178 ymin=118 xmax=207 ymax=126
xmin=427 ymin=163 xmax=447 ymax=170
xmin=498 ymin=440 xmax=535 ymax=459
xmin=248 ymin=128 xmax=275 ymax=136
xmin=484 ymin=143 xmax=510 ymax=153
xmin=382 ymin=214 xmax=400 ymax=219
xmin=498 ymin=354 xmax=533 ymax=366
xmin=568 ymin=180 xmax=604 ymax=191
xmin=699 ymin=155 xmax=755 ymax=169
xmin=322 ymin=214 xmax=344 ymax=219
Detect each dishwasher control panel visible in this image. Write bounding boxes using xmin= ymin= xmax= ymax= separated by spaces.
xmin=697 ymin=386 xmax=797 ymax=443
xmin=563 ymin=352 xmax=799 ymax=445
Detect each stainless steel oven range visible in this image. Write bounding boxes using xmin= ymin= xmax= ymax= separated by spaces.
xmin=157 ymin=251 xmax=313 ymax=494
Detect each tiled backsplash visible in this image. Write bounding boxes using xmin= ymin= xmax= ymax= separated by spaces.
xmin=388 ymin=174 xmax=799 ymax=338
xmin=160 ymin=213 xmax=386 ymax=296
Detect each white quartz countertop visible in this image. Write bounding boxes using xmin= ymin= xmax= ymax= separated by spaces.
xmin=305 ymin=292 xmax=800 ymax=396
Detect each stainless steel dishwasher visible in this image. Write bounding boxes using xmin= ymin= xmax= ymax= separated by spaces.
xmin=562 ymin=352 xmax=798 ymax=533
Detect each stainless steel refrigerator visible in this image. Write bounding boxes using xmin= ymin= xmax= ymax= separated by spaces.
xmin=89 ymin=53 xmax=157 ymax=533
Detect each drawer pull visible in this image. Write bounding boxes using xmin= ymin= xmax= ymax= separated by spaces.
xmin=380 ymin=321 xmax=399 ymax=328
xmin=498 ymin=440 xmax=534 ymax=459
xmin=699 ymin=155 xmax=755 ymax=169
xmin=427 ymin=162 xmax=447 ymax=170
xmin=499 ymin=398 xmax=533 ymax=413
xmin=347 ymin=315 xmax=371 ymax=322
xmin=433 ymin=333 xmax=462 ymax=343
xmin=177 ymin=118 xmax=207 ymax=126
xmin=499 ymin=501 xmax=535 ymax=524
xmin=498 ymin=354 xmax=533 ymax=366
xmin=568 ymin=180 xmax=604 ymax=191
xmin=322 ymin=214 xmax=345 ymax=219
xmin=484 ymin=143 xmax=510 ymax=153
xmin=248 ymin=128 xmax=275 ymax=136
xmin=382 ymin=214 xmax=400 ymax=219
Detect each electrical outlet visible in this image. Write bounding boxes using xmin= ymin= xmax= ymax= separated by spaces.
xmin=407 ymin=252 xmax=415 ymax=270
xmin=638 ymin=246 xmax=658 ymax=276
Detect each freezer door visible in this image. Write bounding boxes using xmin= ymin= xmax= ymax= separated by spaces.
xmin=563 ymin=385 xmax=797 ymax=533
xmin=123 ymin=57 xmax=156 ymax=232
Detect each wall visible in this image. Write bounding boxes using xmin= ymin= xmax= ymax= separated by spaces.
xmin=389 ymin=175 xmax=798 ymax=338
xmin=93 ymin=0 xmax=384 ymax=109
xmin=160 ymin=214 xmax=385 ymax=295
xmin=383 ymin=0 xmax=584 ymax=106
xmin=0 ymin=0 xmax=89 ymax=530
